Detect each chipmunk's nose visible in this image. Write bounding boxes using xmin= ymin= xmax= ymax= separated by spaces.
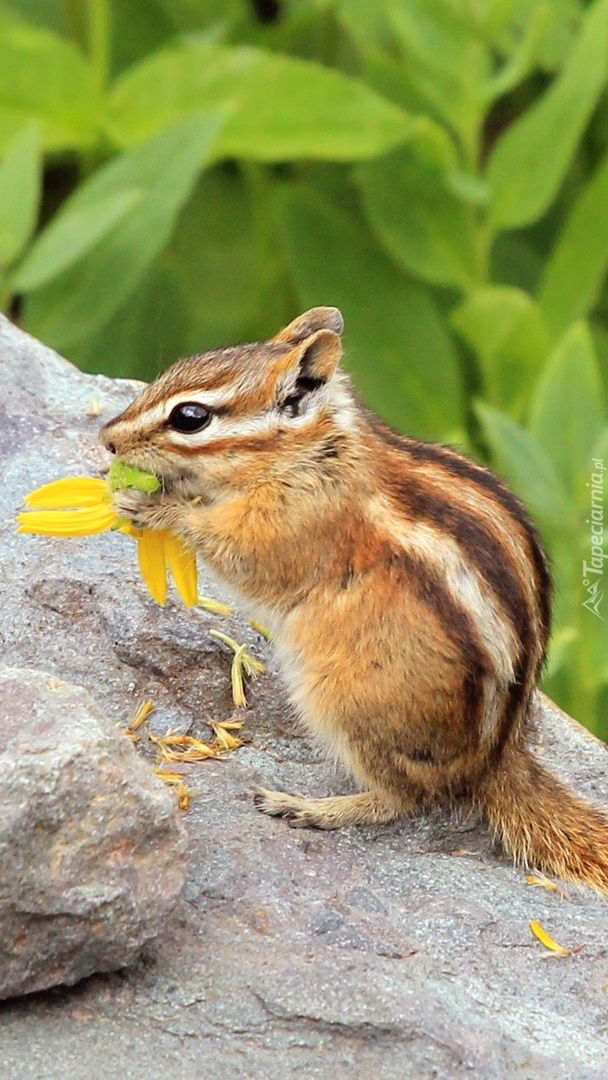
xmin=100 ymin=421 xmax=119 ymax=455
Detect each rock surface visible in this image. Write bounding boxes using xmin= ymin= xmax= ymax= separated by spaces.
xmin=0 ymin=667 xmax=187 ymax=999
xmin=1 ymin=313 xmax=608 ymax=1078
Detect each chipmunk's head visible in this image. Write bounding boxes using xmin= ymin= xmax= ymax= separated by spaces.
xmin=100 ymin=307 xmax=351 ymax=497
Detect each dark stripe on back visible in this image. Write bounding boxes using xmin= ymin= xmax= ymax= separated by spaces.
xmin=392 ymin=548 xmax=488 ymax=738
xmin=363 ymin=409 xmax=552 ymax=646
xmin=390 ymin=470 xmax=531 ymax=645
xmin=363 ymin=410 xmax=545 ymax=757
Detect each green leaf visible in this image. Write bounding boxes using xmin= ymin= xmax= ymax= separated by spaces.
xmin=169 ymin=166 xmax=289 ymax=353
xmin=333 ymin=0 xmax=396 ymax=52
xmin=452 ymin=286 xmax=550 ymax=416
xmin=276 ymin=183 xmax=464 ymax=439
xmin=0 ymin=22 xmax=97 ymax=152
xmin=528 ymin=322 xmax=605 ymax=495
xmin=65 ymin=258 xmax=190 ymax=379
xmin=0 ymin=124 xmax=40 ymax=267
xmin=357 ymin=144 xmax=478 ymax=289
xmin=12 ymin=187 xmax=143 ymax=290
xmin=486 ymin=0 xmax=608 ymax=229
xmin=23 ymin=111 xmax=223 ymax=351
xmin=106 ymin=41 xmax=414 ymax=162
xmin=385 ymin=0 xmax=489 ymax=141
xmin=482 ymin=3 xmax=550 ymax=103
xmin=475 ymin=400 xmax=575 ymax=534
xmin=538 ymin=151 xmax=608 ymax=336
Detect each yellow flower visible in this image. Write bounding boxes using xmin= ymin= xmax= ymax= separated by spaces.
xmin=16 ymin=475 xmax=198 ymax=607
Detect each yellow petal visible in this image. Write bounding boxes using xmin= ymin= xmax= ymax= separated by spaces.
xmin=25 ymin=477 xmax=108 ymax=508
xmin=16 ymin=504 xmax=117 ymax=536
xmin=164 ymin=533 xmax=198 ymax=607
xmin=529 ymin=920 xmax=571 ymax=957
xmin=116 ymin=521 xmax=145 ymax=540
xmin=137 ymin=531 xmax=167 ymax=606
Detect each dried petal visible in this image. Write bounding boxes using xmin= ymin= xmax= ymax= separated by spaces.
xmin=209 ymin=629 xmax=241 ymax=653
xmin=231 ymin=651 xmax=247 ymax=709
xmin=212 ymin=722 xmax=242 ymax=750
xmin=525 ymin=875 xmax=568 ymax=899
xmin=198 ymin=596 xmax=233 ymax=616
xmin=127 ymin=700 xmax=154 ymax=732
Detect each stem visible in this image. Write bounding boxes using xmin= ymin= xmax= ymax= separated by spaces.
xmin=63 ymin=0 xmax=110 ymax=95
xmin=88 ymin=0 xmax=111 ymax=98
xmin=63 ymin=0 xmax=87 ymax=52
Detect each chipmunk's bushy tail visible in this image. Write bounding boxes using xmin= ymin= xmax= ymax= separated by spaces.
xmin=478 ymin=741 xmax=608 ymax=895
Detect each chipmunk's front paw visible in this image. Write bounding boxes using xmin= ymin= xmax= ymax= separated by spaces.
xmin=253 ymin=787 xmax=331 ymax=829
xmin=113 ymin=489 xmax=175 ymax=532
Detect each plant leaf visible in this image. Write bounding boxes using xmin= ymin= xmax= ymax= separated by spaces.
xmin=13 ymin=187 xmax=143 ymax=290
xmin=23 ymin=111 xmax=223 ymax=350
xmin=357 ymin=144 xmax=477 ymax=289
xmin=0 ymin=123 xmax=41 ymax=267
xmin=539 ymin=151 xmax=608 ymax=336
xmin=106 ymin=41 xmax=414 ymax=162
xmin=276 ymin=183 xmax=464 ymax=439
xmin=0 ymin=22 xmax=97 ymax=153
xmin=475 ymin=401 xmax=575 ymax=535
xmin=385 ymin=0 xmax=489 ymax=142
xmin=487 ymin=0 xmax=608 ymax=229
xmin=452 ymin=286 xmax=550 ymax=416
xmin=528 ymin=322 xmax=605 ymax=495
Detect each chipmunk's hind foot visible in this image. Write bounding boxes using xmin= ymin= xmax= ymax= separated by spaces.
xmin=253 ymin=788 xmax=403 ymax=829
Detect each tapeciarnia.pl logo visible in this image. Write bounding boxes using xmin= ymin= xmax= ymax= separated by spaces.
xmin=582 ymin=458 xmax=606 ymax=620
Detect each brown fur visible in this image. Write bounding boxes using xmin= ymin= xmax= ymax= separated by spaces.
xmin=101 ymin=306 xmax=608 ymax=896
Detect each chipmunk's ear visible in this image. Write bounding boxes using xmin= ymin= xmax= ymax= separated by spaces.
xmin=274 ymin=325 xmax=343 ymax=413
xmin=274 ymin=306 xmax=344 ymax=346
xmin=274 ymin=307 xmax=344 ymax=389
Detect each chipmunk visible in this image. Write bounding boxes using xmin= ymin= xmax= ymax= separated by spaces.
xmin=102 ymin=307 xmax=608 ymax=895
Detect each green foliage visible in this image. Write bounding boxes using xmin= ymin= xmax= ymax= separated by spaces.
xmin=0 ymin=124 xmax=41 ymax=269
xmin=2 ymin=0 xmax=608 ymax=737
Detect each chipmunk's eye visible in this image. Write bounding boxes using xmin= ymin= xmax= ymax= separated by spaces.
xmin=167 ymin=402 xmax=211 ymax=433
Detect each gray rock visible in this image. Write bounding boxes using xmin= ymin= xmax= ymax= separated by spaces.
xmin=0 ymin=667 xmax=187 ymax=999
xmin=1 ymin=313 xmax=608 ymax=1078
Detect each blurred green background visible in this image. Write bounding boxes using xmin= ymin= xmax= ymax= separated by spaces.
xmin=1 ymin=0 xmax=608 ymax=738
